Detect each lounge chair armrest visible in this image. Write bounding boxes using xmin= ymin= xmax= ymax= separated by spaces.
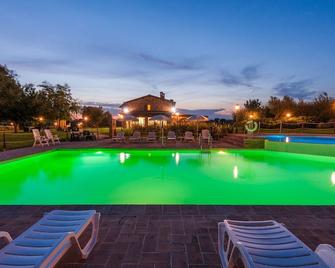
xmin=0 ymin=231 xmax=13 ymax=244
xmin=316 ymin=244 xmax=335 ymax=267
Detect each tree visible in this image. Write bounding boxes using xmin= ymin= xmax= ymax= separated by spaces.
xmin=267 ymin=96 xmax=296 ymax=119
xmin=244 ymin=99 xmax=262 ymax=111
xmin=38 ymin=81 xmax=80 ymax=125
xmin=312 ymin=93 xmax=334 ymax=122
xmin=17 ymin=83 xmax=43 ymax=130
xmin=0 ymin=65 xmax=23 ymax=132
xmin=82 ymin=106 xmax=110 ymax=137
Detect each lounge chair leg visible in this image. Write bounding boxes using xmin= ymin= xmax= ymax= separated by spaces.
xmin=0 ymin=231 xmax=13 ymax=245
xmin=70 ymin=212 xmax=100 ymax=259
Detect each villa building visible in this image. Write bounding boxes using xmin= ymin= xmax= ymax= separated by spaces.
xmin=119 ymin=92 xmax=176 ymax=126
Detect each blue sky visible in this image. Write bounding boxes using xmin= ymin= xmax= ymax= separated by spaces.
xmin=0 ymin=0 xmax=334 ymax=117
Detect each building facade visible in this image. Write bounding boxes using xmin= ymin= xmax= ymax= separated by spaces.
xmin=119 ymin=92 xmax=176 ymax=126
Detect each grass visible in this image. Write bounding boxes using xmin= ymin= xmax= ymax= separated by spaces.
xmin=259 ymin=128 xmax=335 ymax=134
xmin=0 ymin=128 xmax=110 ymax=151
xmin=1 ymin=127 xmax=334 ymax=151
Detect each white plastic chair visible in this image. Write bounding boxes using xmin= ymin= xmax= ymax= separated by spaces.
xmin=183 ymin=131 xmax=195 ymax=142
xmin=32 ymin=129 xmax=49 ymax=147
xmin=147 ymin=131 xmax=157 ymax=142
xmin=0 ymin=210 xmax=100 ymax=267
xmin=218 ymin=219 xmax=331 ymax=268
xmin=167 ymin=131 xmax=177 ymax=142
xmin=112 ymin=132 xmax=126 ymax=143
xmin=129 ymin=131 xmax=141 ymax=142
xmin=44 ymin=129 xmax=61 ymax=145
xmin=199 ymin=129 xmax=211 ymax=143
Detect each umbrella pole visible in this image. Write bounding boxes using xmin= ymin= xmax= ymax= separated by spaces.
xmin=196 ymin=121 xmax=199 ymax=138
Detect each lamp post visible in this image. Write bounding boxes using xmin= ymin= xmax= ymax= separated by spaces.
xmin=280 ymin=113 xmax=291 ymax=133
xmin=83 ymin=116 xmax=89 ymax=132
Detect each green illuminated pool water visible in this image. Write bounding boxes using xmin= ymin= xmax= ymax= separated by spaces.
xmin=0 ymin=149 xmax=334 ymax=205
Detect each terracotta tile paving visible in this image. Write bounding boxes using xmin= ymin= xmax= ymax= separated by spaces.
xmin=0 ymin=205 xmax=334 ymax=268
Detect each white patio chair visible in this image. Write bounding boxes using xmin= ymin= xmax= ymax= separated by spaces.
xmin=183 ymin=131 xmax=195 ymax=142
xmin=44 ymin=129 xmax=61 ymax=145
xmin=0 ymin=210 xmax=100 ymax=267
xmin=32 ymin=129 xmax=49 ymax=147
xmin=167 ymin=131 xmax=177 ymax=142
xmin=199 ymin=129 xmax=212 ymax=144
xmin=129 ymin=131 xmax=141 ymax=142
xmin=218 ymin=219 xmax=332 ymax=268
xmin=147 ymin=131 xmax=157 ymax=142
xmin=112 ymin=132 xmax=126 ymax=143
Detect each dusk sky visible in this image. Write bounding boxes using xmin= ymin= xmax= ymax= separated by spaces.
xmin=1 ymin=0 xmax=334 ymax=117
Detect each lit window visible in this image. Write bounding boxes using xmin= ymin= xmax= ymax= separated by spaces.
xmin=139 ymin=117 xmax=145 ymax=126
xmin=146 ymin=104 xmax=151 ymax=111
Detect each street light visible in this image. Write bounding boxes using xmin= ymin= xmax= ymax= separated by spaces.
xmin=234 ymin=104 xmax=240 ymax=111
xmin=286 ymin=113 xmax=291 ymax=118
xmin=38 ymin=116 xmax=44 ymax=122
xmin=171 ymin=106 xmax=176 ymax=114
xmin=123 ymin=107 xmax=129 ymax=114
xmin=84 ymin=116 xmax=88 ymax=122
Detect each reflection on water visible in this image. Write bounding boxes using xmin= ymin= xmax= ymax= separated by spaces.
xmin=172 ymin=153 xmax=180 ymax=165
xmin=175 ymin=153 xmax=180 ymax=165
xmin=0 ymin=149 xmax=334 ymax=205
xmin=331 ymin=172 xmax=335 ymax=185
xmin=119 ymin=152 xmax=130 ymax=164
xmin=233 ymin=165 xmax=238 ymax=179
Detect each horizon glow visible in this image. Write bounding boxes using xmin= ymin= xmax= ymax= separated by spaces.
xmin=0 ymin=0 xmax=334 ymax=117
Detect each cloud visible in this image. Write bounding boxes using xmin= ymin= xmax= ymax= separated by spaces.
xmin=241 ymin=65 xmax=260 ymax=81
xmin=220 ymin=65 xmax=261 ymax=88
xmin=273 ymin=79 xmax=317 ymax=99
xmin=137 ymin=53 xmax=201 ymax=70
xmin=5 ymin=58 xmax=71 ymax=71
xmin=81 ymin=101 xmax=122 ymax=114
xmin=178 ymin=108 xmax=228 ymax=119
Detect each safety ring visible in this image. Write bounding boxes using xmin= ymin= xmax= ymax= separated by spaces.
xmin=245 ymin=120 xmax=258 ymax=133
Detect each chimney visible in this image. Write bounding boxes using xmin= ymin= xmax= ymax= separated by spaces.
xmin=160 ymin=91 xmax=165 ymax=99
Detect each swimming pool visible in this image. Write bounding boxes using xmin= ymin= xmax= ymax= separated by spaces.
xmin=264 ymin=135 xmax=335 ymax=144
xmin=0 ymin=149 xmax=334 ymax=205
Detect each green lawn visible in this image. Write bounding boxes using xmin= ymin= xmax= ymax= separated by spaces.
xmin=259 ymin=128 xmax=335 ymax=134
xmin=0 ymin=128 xmax=110 ymax=151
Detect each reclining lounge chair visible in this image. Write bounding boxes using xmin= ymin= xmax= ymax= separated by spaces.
xmin=0 ymin=210 xmax=100 ymax=267
xmin=218 ymin=219 xmax=334 ymax=268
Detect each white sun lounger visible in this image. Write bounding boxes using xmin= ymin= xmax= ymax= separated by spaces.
xmin=32 ymin=129 xmax=49 ymax=147
xmin=218 ymin=220 xmax=331 ymax=268
xmin=316 ymin=244 xmax=335 ymax=268
xmin=0 ymin=210 xmax=100 ymax=268
xmin=44 ymin=129 xmax=61 ymax=145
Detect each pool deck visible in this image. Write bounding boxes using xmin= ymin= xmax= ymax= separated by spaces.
xmin=0 ymin=205 xmax=334 ymax=267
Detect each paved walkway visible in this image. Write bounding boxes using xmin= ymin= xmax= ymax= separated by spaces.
xmin=0 ymin=205 xmax=334 ymax=268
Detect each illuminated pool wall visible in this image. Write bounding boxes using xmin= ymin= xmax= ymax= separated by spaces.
xmin=265 ymin=140 xmax=335 ymax=157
